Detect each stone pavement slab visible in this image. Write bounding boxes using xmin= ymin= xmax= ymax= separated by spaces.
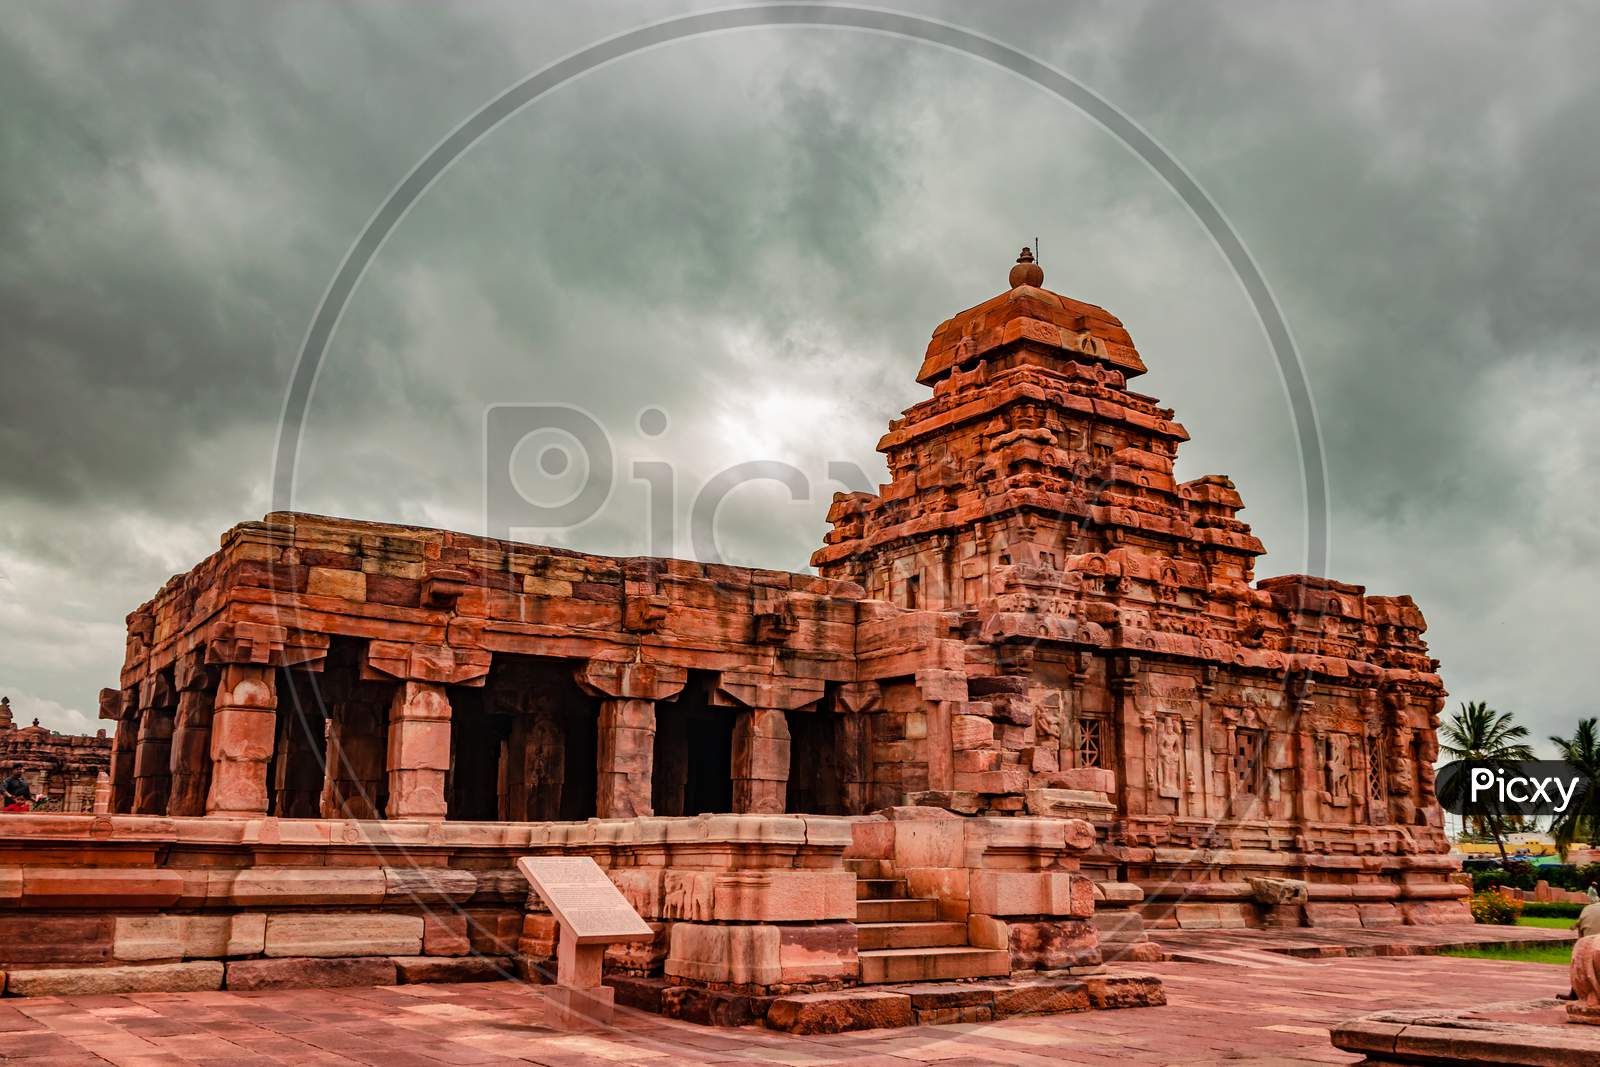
xmin=0 ymin=956 xmax=1571 ymax=1066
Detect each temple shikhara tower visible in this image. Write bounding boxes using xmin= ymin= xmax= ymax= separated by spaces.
xmin=0 ymin=251 xmax=1464 ymax=1021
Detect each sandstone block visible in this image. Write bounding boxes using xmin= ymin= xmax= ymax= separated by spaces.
xmin=263 ymin=913 xmax=423 ymax=957
xmin=466 ymin=909 xmax=523 ymax=955
xmin=392 ymin=955 xmax=508 ymax=983
xmin=21 ymin=867 xmax=183 ymax=908
xmin=1083 ymin=972 xmax=1165 ymax=1009
xmin=892 ymin=818 xmax=965 ymax=870
xmin=1304 ymin=902 xmax=1362 ymax=929
xmin=1357 ymin=903 xmax=1402 ymax=927
xmin=112 ymin=914 xmax=265 ymax=960
xmin=993 ymin=978 xmax=1090 ymax=1017
xmin=765 ymin=989 xmax=913 ymax=1034
xmin=219 ymin=867 xmax=387 ymax=906
xmin=7 ymin=961 xmax=222 ymax=997
xmin=1007 ymin=920 xmax=1101 ymax=969
xmin=0 ymin=915 xmax=113 ymax=964
xmin=659 ymin=985 xmax=769 ymax=1028
xmin=383 ymin=866 xmax=477 ymax=904
xmin=307 ymin=566 xmax=366 ymax=600
xmin=1248 ymin=876 xmax=1310 ymax=905
xmin=422 ymin=912 xmax=471 ymax=956
xmin=226 ymin=956 xmax=396 ymax=990
xmin=665 ymin=923 xmax=780 ymax=987
xmin=970 ymin=870 xmax=1094 ymax=918
xmin=1398 ymin=900 xmax=1473 ymax=925
xmin=777 ymin=922 xmax=857 ymax=984
xmin=710 ymin=870 xmax=856 ymax=922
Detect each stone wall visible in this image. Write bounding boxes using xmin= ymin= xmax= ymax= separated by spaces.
xmin=0 ymin=807 xmax=1113 ymax=1006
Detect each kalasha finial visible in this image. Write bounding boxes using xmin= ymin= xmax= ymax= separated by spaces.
xmin=1009 ymin=245 xmax=1044 ymax=288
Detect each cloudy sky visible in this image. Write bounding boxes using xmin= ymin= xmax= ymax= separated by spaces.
xmin=2 ymin=1 xmax=1596 ymax=754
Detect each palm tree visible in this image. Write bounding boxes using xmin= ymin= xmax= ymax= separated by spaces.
xmin=1550 ymin=719 xmax=1600 ymax=860
xmin=1440 ymin=701 xmax=1535 ymax=863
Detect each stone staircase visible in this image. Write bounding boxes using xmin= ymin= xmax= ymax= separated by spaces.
xmin=850 ymin=862 xmax=1010 ymax=984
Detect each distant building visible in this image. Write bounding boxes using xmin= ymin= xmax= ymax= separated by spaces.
xmin=0 ymin=696 xmax=112 ymax=812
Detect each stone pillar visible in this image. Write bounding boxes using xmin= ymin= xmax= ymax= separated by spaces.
xmin=713 ymin=672 xmax=825 ymax=816
xmin=131 ymin=680 xmax=176 ymax=815
xmin=205 ymin=664 xmax=278 ymax=817
xmin=575 ymin=658 xmax=686 ymax=820
xmin=595 ymin=698 xmax=655 ymax=818
xmin=321 ymin=693 xmax=387 ymax=820
xmin=111 ymin=718 xmax=138 ymax=813
xmin=386 ymin=681 xmax=451 ymax=821
xmin=731 ymin=708 xmax=791 ymax=814
xmin=167 ymin=655 xmax=217 ymax=817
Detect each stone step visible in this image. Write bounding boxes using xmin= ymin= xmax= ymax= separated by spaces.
xmin=856 ymin=921 xmax=968 ymax=951
xmin=856 ymin=897 xmax=938 ymax=923
xmin=858 ymin=946 xmax=1012 ymax=984
xmin=844 ymin=857 xmax=891 ymax=879
xmin=855 ymin=878 xmax=909 ymax=901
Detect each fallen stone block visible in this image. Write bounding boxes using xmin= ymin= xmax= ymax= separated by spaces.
xmin=6 ymin=961 xmax=222 ymax=996
xmin=765 ymin=989 xmax=913 ymax=1034
xmin=226 ymin=956 xmax=397 ymax=991
xmin=392 ymin=955 xmax=509 ymax=983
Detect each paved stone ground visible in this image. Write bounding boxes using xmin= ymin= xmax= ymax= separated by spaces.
xmin=0 ymin=954 xmax=1572 ymax=1067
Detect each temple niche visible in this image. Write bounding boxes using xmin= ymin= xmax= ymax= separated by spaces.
xmin=102 ymin=250 xmax=1463 ymax=929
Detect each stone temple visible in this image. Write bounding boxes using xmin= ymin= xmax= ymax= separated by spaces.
xmin=0 ymin=252 xmax=1466 ymax=1023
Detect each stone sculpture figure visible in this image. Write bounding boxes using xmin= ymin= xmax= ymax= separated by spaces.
xmin=1156 ymin=717 xmax=1182 ymax=800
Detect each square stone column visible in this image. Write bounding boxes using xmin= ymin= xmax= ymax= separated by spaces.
xmin=595 ymin=698 xmax=655 ymax=819
xmin=575 ymin=658 xmax=686 ymax=820
xmin=131 ymin=697 xmax=176 ymax=815
xmin=732 ymin=708 xmax=791 ymax=814
xmin=109 ymin=713 xmax=138 ymax=814
xmin=167 ymin=657 xmax=217 ymax=817
xmin=205 ymin=664 xmax=278 ymax=816
xmin=386 ymin=681 xmax=452 ymax=821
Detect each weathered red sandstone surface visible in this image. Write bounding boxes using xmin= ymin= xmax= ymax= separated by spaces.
xmin=0 ymin=253 xmax=1470 ymax=1028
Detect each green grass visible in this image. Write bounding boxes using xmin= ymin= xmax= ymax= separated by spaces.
xmin=1440 ymin=942 xmax=1573 ymax=965
xmin=1440 ymin=918 xmax=1575 ymax=965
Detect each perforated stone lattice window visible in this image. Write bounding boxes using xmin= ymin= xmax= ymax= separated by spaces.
xmin=1076 ymin=717 xmax=1106 ymax=768
xmin=1233 ymin=728 xmax=1265 ymax=794
xmin=1366 ymin=736 xmax=1385 ymax=802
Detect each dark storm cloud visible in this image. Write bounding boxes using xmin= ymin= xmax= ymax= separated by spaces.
xmin=1 ymin=1 xmax=1596 ymax=752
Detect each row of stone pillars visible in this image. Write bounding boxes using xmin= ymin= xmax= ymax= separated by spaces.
xmin=111 ymin=644 xmax=832 ymax=822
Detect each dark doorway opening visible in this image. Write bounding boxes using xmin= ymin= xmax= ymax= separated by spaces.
xmin=447 ymin=685 xmax=502 ymax=821
xmin=786 ymin=706 xmax=846 ymax=815
xmin=479 ymin=655 xmax=598 ymax=822
xmin=653 ymin=674 xmax=733 ymax=816
xmin=270 ymin=667 xmax=328 ymax=819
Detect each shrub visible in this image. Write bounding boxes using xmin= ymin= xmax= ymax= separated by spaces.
xmin=1469 ymin=890 xmax=1523 ymax=925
